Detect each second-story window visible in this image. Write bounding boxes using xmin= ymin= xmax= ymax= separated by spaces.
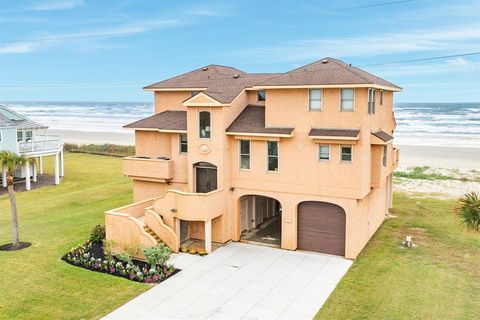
xmin=199 ymin=111 xmax=211 ymax=138
xmin=257 ymin=90 xmax=266 ymax=102
xmin=309 ymin=89 xmax=322 ymax=111
xmin=340 ymin=145 xmax=353 ymax=163
xmin=267 ymin=141 xmax=279 ymax=172
xmin=368 ymin=88 xmax=376 ymax=114
xmin=318 ymin=144 xmax=330 ymax=161
xmin=17 ymin=131 xmax=23 ymax=142
xmin=179 ymin=133 xmax=188 ymax=154
xmin=340 ymin=88 xmax=354 ymax=111
xmin=382 ymin=145 xmax=387 ymax=167
xmin=380 ymin=90 xmax=384 ymax=105
xmin=25 ymin=130 xmax=32 ymax=142
xmin=239 ymin=140 xmax=250 ymax=170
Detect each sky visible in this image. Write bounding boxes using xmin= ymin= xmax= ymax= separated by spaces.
xmin=0 ymin=0 xmax=479 ymax=102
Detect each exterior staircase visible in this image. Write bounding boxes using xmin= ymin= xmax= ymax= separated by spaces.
xmin=143 ymin=225 xmax=163 ymax=244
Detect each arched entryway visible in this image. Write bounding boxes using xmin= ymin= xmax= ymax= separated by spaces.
xmin=297 ymin=201 xmax=346 ymax=256
xmin=194 ymin=162 xmax=217 ymax=193
xmin=239 ymin=195 xmax=282 ymax=246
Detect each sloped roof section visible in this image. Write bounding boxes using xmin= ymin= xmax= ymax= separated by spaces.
xmin=0 ymin=106 xmax=48 ymax=130
xmin=372 ymin=130 xmax=393 ymax=142
xmin=309 ymin=128 xmax=360 ymax=138
xmin=144 ymin=64 xmax=280 ymax=103
xmin=256 ymin=58 xmax=401 ymax=90
xmin=226 ymin=105 xmax=294 ymax=135
xmin=124 ymin=110 xmax=186 ymax=131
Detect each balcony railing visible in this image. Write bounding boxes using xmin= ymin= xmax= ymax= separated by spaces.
xmin=123 ymin=156 xmax=174 ymax=181
xmin=18 ymin=135 xmax=63 ymax=154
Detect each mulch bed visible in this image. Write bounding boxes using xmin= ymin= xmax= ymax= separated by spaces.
xmin=61 ymin=242 xmax=180 ymax=283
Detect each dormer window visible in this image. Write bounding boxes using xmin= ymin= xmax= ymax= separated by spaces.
xmin=309 ymin=89 xmax=322 ymax=111
xmin=257 ymin=90 xmax=266 ymax=102
xmin=199 ymin=111 xmax=211 ymax=138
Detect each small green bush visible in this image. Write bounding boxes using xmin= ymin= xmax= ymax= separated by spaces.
xmin=116 ymin=252 xmax=133 ymax=265
xmin=456 ymin=192 xmax=480 ymax=231
xmin=89 ymin=225 xmax=106 ymax=243
xmin=143 ymin=244 xmax=172 ymax=267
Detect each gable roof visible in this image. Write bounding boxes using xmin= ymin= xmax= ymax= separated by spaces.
xmin=0 ymin=106 xmax=47 ymax=130
xmin=256 ymin=58 xmax=401 ymax=89
xmin=124 ymin=110 xmax=186 ymax=131
xmin=226 ymin=105 xmax=294 ymax=136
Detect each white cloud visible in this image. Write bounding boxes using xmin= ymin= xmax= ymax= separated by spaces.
xmin=365 ymin=60 xmax=480 ymax=78
xmin=28 ymin=0 xmax=84 ymax=11
xmin=0 ymin=43 xmax=37 ymax=54
xmin=234 ymin=25 xmax=480 ymax=62
xmin=187 ymin=9 xmax=222 ymax=17
xmin=447 ymin=57 xmax=471 ymax=67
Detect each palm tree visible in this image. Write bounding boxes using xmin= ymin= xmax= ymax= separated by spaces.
xmin=0 ymin=150 xmax=32 ymax=250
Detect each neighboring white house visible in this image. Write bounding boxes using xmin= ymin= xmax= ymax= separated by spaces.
xmin=0 ymin=106 xmax=64 ymax=190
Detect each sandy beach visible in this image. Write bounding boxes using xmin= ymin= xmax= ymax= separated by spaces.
xmin=50 ymin=129 xmax=135 ymax=145
xmin=398 ymin=145 xmax=479 ymax=171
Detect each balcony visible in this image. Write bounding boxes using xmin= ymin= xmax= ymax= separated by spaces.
xmin=18 ymin=135 xmax=63 ymax=155
xmin=123 ymin=156 xmax=174 ymax=182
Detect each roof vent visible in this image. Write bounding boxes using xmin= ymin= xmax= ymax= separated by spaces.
xmin=321 ymin=59 xmax=329 ymax=64
xmin=233 ymin=74 xmax=240 ymax=79
xmin=202 ymin=67 xmax=208 ymax=71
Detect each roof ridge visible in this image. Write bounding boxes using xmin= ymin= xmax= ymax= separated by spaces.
xmin=327 ymin=59 xmax=373 ymax=84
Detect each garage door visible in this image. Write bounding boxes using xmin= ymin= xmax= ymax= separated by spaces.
xmin=297 ymin=201 xmax=345 ymax=256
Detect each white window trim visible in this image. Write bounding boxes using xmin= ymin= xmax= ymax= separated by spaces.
xmin=239 ymin=140 xmax=251 ymax=171
xmin=179 ymin=133 xmax=188 ymax=155
xmin=368 ymin=88 xmax=376 ymax=115
xmin=266 ymin=141 xmax=279 ymax=173
xmin=198 ymin=110 xmax=211 ymax=139
xmin=0 ymin=131 xmax=2 ymax=142
xmin=339 ymin=88 xmax=355 ymax=112
xmin=318 ymin=144 xmax=330 ymax=162
xmin=340 ymin=145 xmax=353 ymax=163
xmin=308 ymin=88 xmax=323 ymax=111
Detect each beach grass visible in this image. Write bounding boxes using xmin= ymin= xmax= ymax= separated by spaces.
xmin=0 ymin=153 xmax=147 ymax=320
xmin=316 ymin=193 xmax=480 ymax=319
xmin=63 ymin=143 xmax=135 ymax=157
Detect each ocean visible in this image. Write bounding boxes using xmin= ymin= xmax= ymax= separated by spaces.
xmin=1 ymin=101 xmax=479 ymax=148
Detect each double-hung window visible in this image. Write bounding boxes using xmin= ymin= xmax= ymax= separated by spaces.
xmin=267 ymin=141 xmax=279 ymax=172
xmin=199 ymin=111 xmax=211 ymax=138
xmin=309 ymin=89 xmax=322 ymax=111
xmin=340 ymin=145 xmax=353 ymax=163
xmin=179 ymin=134 xmax=188 ymax=154
xmin=368 ymin=88 xmax=376 ymax=114
xmin=17 ymin=131 xmax=22 ymax=142
xmin=380 ymin=90 xmax=384 ymax=105
xmin=257 ymin=90 xmax=266 ymax=102
xmin=382 ymin=145 xmax=388 ymax=167
xmin=340 ymin=89 xmax=354 ymax=111
xmin=239 ymin=140 xmax=250 ymax=170
xmin=318 ymin=145 xmax=330 ymax=161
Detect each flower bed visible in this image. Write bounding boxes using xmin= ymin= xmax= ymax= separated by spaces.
xmin=62 ymin=241 xmax=179 ymax=284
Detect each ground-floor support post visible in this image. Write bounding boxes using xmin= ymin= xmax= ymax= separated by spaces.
xmin=32 ymin=163 xmax=37 ymax=182
xmin=25 ymin=163 xmax=31 ymax=191
xmin=60 ymin=150 xmax=64 ymax=177
xmin=39 ymin=156 xmax=43 ymax=175
xmin=2 ymin=169 xmax=6 ymax=187
xmin=54 ymin=153 xmax=60 ymax=185
xmin=175 ymin=218 xmax=181 ymax=241
xmin=205 ymin=219 xmax=212 ymax=253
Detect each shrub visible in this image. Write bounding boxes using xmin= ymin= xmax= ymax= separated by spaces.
xmin=116 ymin=252 xmax=133 ymax=265
xmin=89 ymin=225 xmax=106 ymax=243
xmin=143 ymin=244 xmax=172 ymax=267
xmin=456 ymin=192 xmax=480 ymax=231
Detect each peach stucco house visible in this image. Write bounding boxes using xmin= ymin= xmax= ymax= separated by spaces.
xmin=105 ymin=58 xmax=401 ymax=259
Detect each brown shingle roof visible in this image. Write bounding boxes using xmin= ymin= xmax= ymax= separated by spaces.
xmin=309 ymin=128 xmax=360 ymax=138
xmin=372 ymin=130 xmax=393 ymax=142
xmin=257 ymin=57 xmax=401 ymax=89
xmin=226 ymin=105 xmax=294 ymax=136
xmin=124 ymin=110 xmax=186 ymax=131
xmin=144 ymin=65 xmax=280 ymax=103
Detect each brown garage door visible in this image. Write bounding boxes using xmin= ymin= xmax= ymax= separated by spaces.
xmin=297 ymin=201 xmax=345 ymax=256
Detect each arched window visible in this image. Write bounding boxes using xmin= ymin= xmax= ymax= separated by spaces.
xmin=199 ymin=111 xmax=211 ymax=138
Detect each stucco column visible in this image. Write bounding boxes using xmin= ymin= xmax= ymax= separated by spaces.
xmin=54 ymin=153 xmax=60 ymax=185
xmin=175 ymin=218 xmax=181 ymax=242
xmin=280 ymin=201 xmax=297 ymax=251
xmin=39 ymin=156 xmax=43 ymax=175
xmin=25 ymin=164 xmax=31 ymax=191
xmin=205 ymin=219 xmax=212 ymax=253
xmin=32 ymin=163 xmax=37 ymax=182
xmin=2 ymin=169 xmax=7 ymax=187
xmin=60 ymin=150 xmax=64 ymax=177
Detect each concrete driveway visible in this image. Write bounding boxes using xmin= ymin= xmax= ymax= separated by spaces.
xmin=104 ymin=242 xmax=352 ymax=320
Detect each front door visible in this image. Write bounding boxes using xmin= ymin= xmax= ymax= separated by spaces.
xmin=195 ymin=167 xmax=217 ymax=193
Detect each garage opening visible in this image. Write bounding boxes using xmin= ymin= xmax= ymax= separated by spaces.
xmin=239 ymin=195 xmax=281 ymax=246
xmin=297 ymin=201 xmax=346 ymax=256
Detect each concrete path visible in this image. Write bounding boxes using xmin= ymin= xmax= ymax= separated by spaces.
xmin=104 ymin=242 xmax=352 ymax=320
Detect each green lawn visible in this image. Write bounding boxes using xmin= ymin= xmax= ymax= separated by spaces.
xmin=0 ymin=153 xmax=148 ymax=320
xmin=316 ymin=193 xmax=480 ymax=319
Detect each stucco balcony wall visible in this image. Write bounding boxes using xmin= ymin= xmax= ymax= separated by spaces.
xmin=123 ymin=156 xmax=174 ymax=181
